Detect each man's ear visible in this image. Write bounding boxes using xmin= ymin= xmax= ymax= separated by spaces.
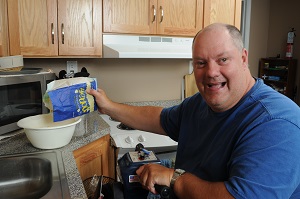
xmin=242 ymin=48 xmax=249 ymax=69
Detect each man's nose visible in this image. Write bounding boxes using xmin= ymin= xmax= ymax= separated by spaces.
xmin=206 ymin=61 xmax=220 ymax=77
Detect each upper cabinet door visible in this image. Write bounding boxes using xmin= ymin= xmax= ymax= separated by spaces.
xmin=58 ymin=0 xmax=102 ymax=56
xmin=157 ymin=0 xmax=203 ymax=36
xmin=203 ymin=0 xmax=241 ymax=28
xmin=7 ymin=0 xmax=102 ymax=57
xmin=8 ymin=0 xmax=58 ymax=56
xmin=0 ymin=0 xmax=9 ymax=57
xmin=103 ymin=0 xmax=156 ymax=34
xmin=103 ymin=0 xmax=203 ymax=37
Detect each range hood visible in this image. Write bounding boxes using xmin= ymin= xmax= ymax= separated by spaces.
xmin=103 ymin=35 xmax=193 ymax=58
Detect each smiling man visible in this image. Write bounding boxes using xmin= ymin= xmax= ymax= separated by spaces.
xmin=88 ymin=23 xmax=300 ymax=198
xmin=192 ymin=24 xmax=255 ymax=112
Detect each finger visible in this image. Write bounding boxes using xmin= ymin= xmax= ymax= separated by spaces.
xmin=147 ymin=183 xmax=157 ymax=194
xmin=86 ymin=88 xmax=97 ymax=95
xmin=136 ymin=165 xmax=144 ymax=175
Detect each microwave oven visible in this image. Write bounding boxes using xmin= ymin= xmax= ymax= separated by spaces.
xmin=0 ymin=72 xmax=56 ymax=135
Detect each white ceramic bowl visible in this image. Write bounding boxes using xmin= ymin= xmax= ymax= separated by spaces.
xmin=17 ymin=114 xmax=81 ymax=149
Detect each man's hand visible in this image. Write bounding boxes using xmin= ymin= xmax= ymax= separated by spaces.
xmin=86 ymin=88 xmax=113 ymax=114
xmin=136 ymin=163 xmax=174 ymax=194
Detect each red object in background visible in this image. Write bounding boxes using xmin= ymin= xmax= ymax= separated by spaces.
xmin=286 ymin=28 xmax=296 ymax=59
xmin=286 ymin=43 xmax=293 ymax=59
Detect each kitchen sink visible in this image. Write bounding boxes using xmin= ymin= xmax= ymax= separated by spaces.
xmin=0 ymin=151 xmax=70 ymax=199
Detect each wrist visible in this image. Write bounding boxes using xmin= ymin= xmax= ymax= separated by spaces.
xmin=170 ymin=169 xmax=186 ymax=190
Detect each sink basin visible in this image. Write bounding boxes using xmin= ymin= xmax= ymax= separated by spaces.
xmin=0 ymin=157 xmax=52 ymax=198
xmin=0 ymin=151 xmax=70 ymax=199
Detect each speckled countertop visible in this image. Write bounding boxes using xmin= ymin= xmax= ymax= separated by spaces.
xmin=0 ymin=99 xmax=181 ymax=199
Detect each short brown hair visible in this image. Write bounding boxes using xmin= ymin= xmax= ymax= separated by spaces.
xmin=193 ymin=23 xmax=244 ymax=51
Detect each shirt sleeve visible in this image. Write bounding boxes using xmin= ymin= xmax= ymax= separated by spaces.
xmin=160 ymin=104 xmax=182 ymax=142
xmin=161 ymin=93 xmax=205 ymax=142
xmin=225 ymin=119 xmax=300 ymax=199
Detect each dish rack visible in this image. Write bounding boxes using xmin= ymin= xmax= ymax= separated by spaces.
xmin=83 ymin=175 xmax=116 ymax=199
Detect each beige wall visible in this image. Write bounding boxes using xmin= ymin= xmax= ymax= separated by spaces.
xmin=249 ymin=0 xmax=300 ymax=104
xmin=267 ymin=0 xmax=300 ymax=103
xmin=248 ymin=0 xmax=270 ymax=77
xmin=267 ymin=0 xmax=300 ymax=59
xmin=24 ymin=58 xmax=190 ymax=103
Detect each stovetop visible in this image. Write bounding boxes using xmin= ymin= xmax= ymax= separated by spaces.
xmin=101 ymin=114 xmax=177 ymax=153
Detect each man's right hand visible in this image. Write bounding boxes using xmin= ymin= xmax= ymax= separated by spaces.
xmin=86 ymin=88 xmax=113 ymax=114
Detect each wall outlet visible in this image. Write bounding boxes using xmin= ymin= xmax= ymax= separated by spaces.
xmin=67 ymin=61 xmax=78 ymax=74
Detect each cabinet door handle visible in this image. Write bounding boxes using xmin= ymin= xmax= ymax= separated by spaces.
xmin=152 ymin=5 xmax=156 ymax=23
xmin=61 ymin=23 xmax=65 ymax=44
xmin=51 ymin=23 xmax=54 ymax=44
xmin=160 ymin=6 xmax=164 ymax=23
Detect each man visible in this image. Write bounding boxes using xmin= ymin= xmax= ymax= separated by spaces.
xmin=88 ymin=23 xmax=300 ymax=198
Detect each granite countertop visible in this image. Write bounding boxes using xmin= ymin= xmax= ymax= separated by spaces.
xmin=0 ymin=99 xmax=181 ymax=199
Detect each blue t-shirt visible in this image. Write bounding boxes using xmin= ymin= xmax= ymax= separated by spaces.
xmin=161 ymin=78 xmax=300 ymax=198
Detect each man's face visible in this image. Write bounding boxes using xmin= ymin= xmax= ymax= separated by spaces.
xmin=192 ymin=28 xmax=250 ymax=112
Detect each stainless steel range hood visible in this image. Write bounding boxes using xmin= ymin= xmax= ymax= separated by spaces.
xmin=103 ymin=34 xmax=193 ymax=58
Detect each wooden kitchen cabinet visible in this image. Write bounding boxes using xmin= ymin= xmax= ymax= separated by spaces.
xmin=203 ymin=0 xmax=242 ymax=28
xmin=0 ymin=0 xmax=9 ymax=57
xmin=258 ymin=58 xmax=297 ymax=100
xmin=7 ymin=0 xmax=102 ymax=57
xmin=103 ymin=0 xmax=203 ymax=37
xmin=73 ymin=134 xmax=116 ymax=181
xmin=103 ymin=0 xmax=242 ymax=36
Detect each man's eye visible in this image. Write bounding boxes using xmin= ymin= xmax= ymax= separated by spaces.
xmin=193 ymin=61 xmax=206 ymax=69
xmin=220 ymin=58 xmax=227 ymax=63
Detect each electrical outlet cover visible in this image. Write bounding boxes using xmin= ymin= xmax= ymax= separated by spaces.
xmin=67 ymin=61 xmax=78 ymax=74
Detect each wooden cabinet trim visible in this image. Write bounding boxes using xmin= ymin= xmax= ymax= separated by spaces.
xmin=0 ymin=0 xmax=9 ymax=56
xmin=7 ymin=0 xmax=21 ymax=55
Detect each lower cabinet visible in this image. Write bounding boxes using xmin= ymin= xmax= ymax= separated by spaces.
xmin=73 ymin=134 xmax=116 ymax=181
